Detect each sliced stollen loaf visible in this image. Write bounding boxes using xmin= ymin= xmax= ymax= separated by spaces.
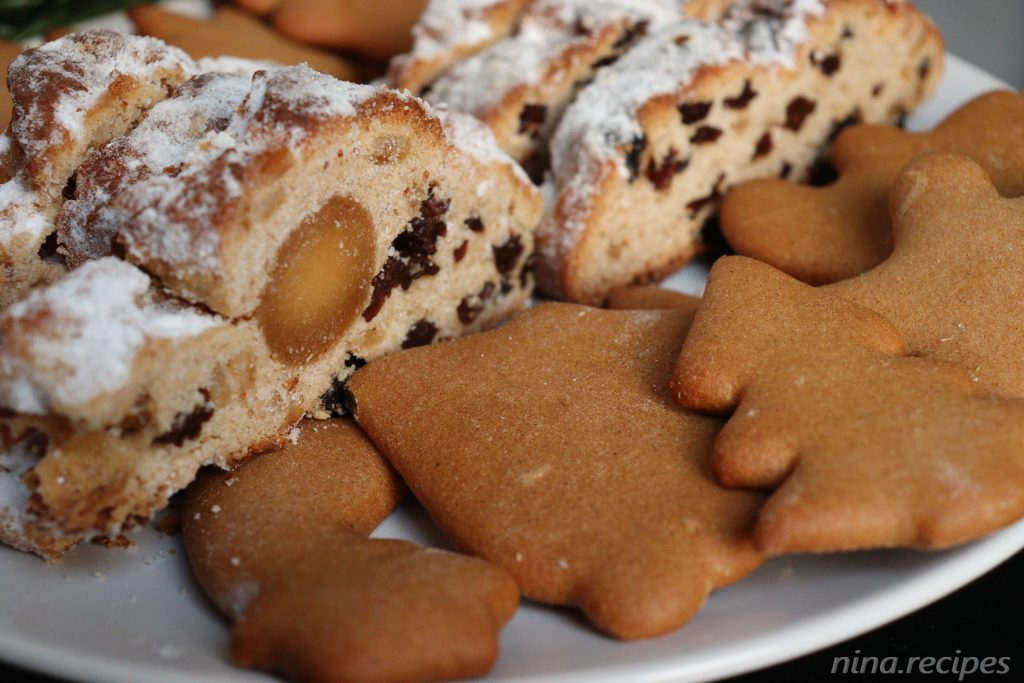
xmin=57 ymin=71 xmax=255 ymax=268
xmin=421 ymin=0 xmax=682 ymax=172
xmin=389 ymin=0 xmax=533 ymax=93
xmin=0 ymin=31 xmax=194 ymax=310
xmin=416 ymin=0 xmax=735 ymax=172
xmin=0 ymin=62 xmax=541 ymax=556
xmin=537 ymin=0 xmax=943 ymax=303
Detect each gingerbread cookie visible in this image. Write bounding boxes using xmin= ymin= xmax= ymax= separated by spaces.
xmin=722 ymin=91 xmax=1024 ymax=284
xmin=349 ymin=303 xmax=763 ymax=640
xmin=672 ymin=256 xmax=1024 ymax=554
xmin=605 ymin=285 xmax=700 ymax=312
xmin=267 ymin=0 xmax=427 ymax=61
xmin=825 ymin=153 xmax=1024 ymax=399
xmin=128 ymin=6 xmax=357 ymax=81
xmin=183 ymin=419 xmax=519 ymax=683
xmin=0 ymin=40 xmax=20 ymax=131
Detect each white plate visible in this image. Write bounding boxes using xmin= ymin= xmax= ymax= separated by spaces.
xmin=0 ymin=55 xmax=1018 ymax=683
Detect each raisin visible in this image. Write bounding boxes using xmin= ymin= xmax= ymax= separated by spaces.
xmin=519 ymin=253 xmax=536 ymax=289
xmin=363 ymin=185 xmax=450 ymax=322
xmin=678 ymin=101 xmax=712 ymax=125
xmin=320 ymin=377 xmax=356 ymax=417
xmin=591 ymin=55 xmax=619 ymax=70
xmin=686 ymin=174 xmax=725 ymax=217
xmin=465 ymin=216 xmax=484 ymax=233
xmin=453 ymin=240 xmax=469 ymax=263
xmin=918 ymin=57 xmax=931 ymax=82
xmin=819 ymin=54 xmax=841 ymax=77
xmin=613 ymin=20 xmax=649 ymax=51
xmin=623 ymin=135 xmax=646 ymax=182
xmin=673 ymin=34 xmax=690 ymax=46
xmin=645 ymin=148 xmax=688 ymax=191
xmin=493 ymin=235 xmax=524 ymax=276
xmin=344 ymin=354 xmax=367 ymax=369
xmin=154 ymin=390 xmax=213 ymax=447
xmin=457 ymin=283 xmax=496 ymax=325
xmin=872 ymin=82 xmax=885 ymax=98
xmin=724 ymin=80 xmax=758 ymax=109
xmin=752 ymin=132 xmax=773 ymax=160
xmin=784 ymin=96 xmax=816 ymax=132
xmin=779 ymin=162 xmax=793 ymax=179
xmin=519 ymin=104 xmax=547 ymax=138
xmin=841 ymin=25 xmax=855 ymax=39
xmin=690 ymin=126 xmax=723 ymax=144
xmin=402 ymin=320 xmax=439 ymax=349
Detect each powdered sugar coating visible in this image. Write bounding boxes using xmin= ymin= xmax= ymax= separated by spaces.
xmin=721 ymin=0 xmax=827 ymax=68
xmin=0 ymin=258 xmax=221 ymax=414
xmin=433 ymin=104 xmax=533 ymax=186
xmin=7 ymin=30 xmax=194 ymax=182
xmin=59 ymin=72 xmax=254 ymax=266
xmin=117 ymin=66 xmax=381 ymax=275
xmin=0 ymin=168 xmax=51 ymax=244
xmin=407 ymin=0 xmax=508 ymax=60
xmin=426 ymin=0 xmax=679 ymax=117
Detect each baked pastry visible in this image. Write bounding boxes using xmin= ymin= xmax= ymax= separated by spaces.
xmin=183 ymin=419 xmax=520 ymax=683
xmin=388 ymin=0 xmax=533 ymax=94
xmin=0 ymin=54 xmax=541 ymax=554
xmin=128 ymin=6 xmax=358 ymax=82
xmin=537 ymin=0 xmax=943 ymax=303
xmin=58 ymin=71 xmax=255 ymax=267
xmin=420 ymin=0 xmax=679 ymax=170
xmin=414 ymin=0 xmax=734 ymax=172
xmin=0 ymin=30 xmax=194 ymax=310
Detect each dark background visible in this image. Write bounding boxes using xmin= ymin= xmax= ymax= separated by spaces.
xmin=2 ymin=1 xmax=1022 ymax=682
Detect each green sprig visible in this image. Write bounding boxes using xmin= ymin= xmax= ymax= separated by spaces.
xmin=0 ymin=0 xmax=152 ymax=41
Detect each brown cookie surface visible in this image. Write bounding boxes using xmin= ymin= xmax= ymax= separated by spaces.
xmin=605 ymin=285 xmax=701 ymax=313
xmin=129 ymin=6 xmax=358 ymax=81
xmin=269 ymin=0 xmax=428 ymax=60
xmin=349 ymin=303 xmax=763 ymax=640
xmin=721 ymin=91 xmax=1024 ymax=284
xmin=672 ymin=256 xmax=1024 ymax=554
xmin=826 ymin=153 xmax=1024 ymax=399
xmin=183 ymin=419 xmax=519 ymax=683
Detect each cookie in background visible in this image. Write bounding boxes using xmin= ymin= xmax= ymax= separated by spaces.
xmin=129 ymin=6 xmax=357 ymax=80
